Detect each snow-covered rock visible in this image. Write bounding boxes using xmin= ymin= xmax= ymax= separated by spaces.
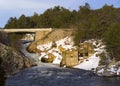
xmin=74 ymin=39 xmax=105 ymax=71
xmin=37 ymin=37 xmax=76 ymax=64
xmin=36 ymin=38 xmax=105 ymax=71
xmin=96 ymin=63 xmax=120 ymax=76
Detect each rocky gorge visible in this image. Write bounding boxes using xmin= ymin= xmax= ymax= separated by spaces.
xmin=0 ymin=42 xmax=36 ymax=85
xmin=0 ymin=29 xmax=120 ymax=86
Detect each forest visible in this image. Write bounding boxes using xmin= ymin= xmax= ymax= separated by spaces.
xmin=4 ymin=3 xmax=120 ymax=61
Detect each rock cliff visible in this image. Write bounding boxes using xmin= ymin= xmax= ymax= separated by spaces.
xmin=0 ymin=42 xmax=36 ymax=75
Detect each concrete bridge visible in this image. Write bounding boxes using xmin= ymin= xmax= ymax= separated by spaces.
xmin=0 ymin=28 xmax=52 ymax=41
xmin=0 ymin=28 xmax=52 ymax=33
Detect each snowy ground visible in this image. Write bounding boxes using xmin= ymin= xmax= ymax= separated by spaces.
xmin=37 ymin=37 xmax=76 ymax=64
xmin=21 ymin=37 xmax=107 ymax=72
xmin=74 ymin=42 xmax=105 ymax=70
xmin=74 ymin=53 xmax=100 ymax=70
xmin=35 ymin=37 xmax=105 ymax=71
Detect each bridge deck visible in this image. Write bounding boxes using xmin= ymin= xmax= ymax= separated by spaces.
xmin=0 ymin=28 xmax=52 ymax=33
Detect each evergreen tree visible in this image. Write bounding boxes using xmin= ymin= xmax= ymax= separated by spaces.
xmin=17 ymin=15 xmax=33 ymax=28
xmin=105 ymin=23 xmax=120 ymax=61
xmin=4 ymin=17 xmax=18 ymax=28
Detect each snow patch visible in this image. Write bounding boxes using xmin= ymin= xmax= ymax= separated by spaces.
xmin=74 ymin=53 xmax=100 ymax=70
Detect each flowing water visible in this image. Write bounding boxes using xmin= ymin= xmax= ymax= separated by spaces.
xmin=5 ymin=63 xmax=120 ymax=86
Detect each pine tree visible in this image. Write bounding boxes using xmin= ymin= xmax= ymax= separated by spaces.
xmin=105 ymin=23 xmax=120 ymax=61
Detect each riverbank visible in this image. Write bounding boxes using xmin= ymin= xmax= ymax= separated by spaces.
xmin=0 ymin=41 xmax=36 ymax=86
xmin=23 ymin=37 xmax=120 ymax=77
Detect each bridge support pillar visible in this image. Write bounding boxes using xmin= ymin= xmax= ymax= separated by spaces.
xmin=35 ymin=31 xmax=50 ymax=41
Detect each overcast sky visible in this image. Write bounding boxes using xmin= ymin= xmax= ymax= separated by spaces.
xmin=0 ymin=0 xmax=120 ymax=28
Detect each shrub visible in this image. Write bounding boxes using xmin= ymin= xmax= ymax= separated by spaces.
xmin=0 ymin=31 xmax=9 ymax=45
xmin=98 ymin=52 xmax=107 ymax=65
xmin=0 ymin=31 xmax=24 ymax=51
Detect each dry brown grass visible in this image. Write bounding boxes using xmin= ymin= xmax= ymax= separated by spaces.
xmin=36 ymin=29 xmax=74 ymax=45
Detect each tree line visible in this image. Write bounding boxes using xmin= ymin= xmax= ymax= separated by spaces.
xmin=4 ymin=6 xmax=74 ymax=28
xmin=4 ymin=3 xmax=120 ymax=61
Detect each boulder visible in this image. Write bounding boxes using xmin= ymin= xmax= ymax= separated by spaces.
xmin=47 ymin=53 xmax=55 ymax=63
xmin=27 ymin=42 xmax=37 ymax=53
xmin=41 ymin=53 xmax=55 ymax=63
xmin=58 ymin=45 xmax=65 ymax=52
xmin=41 ymin=57 xmax=48 ymax=63
xmin=96 ymin=66 xmax=117 ymax=76
xmin=96 ymin=63 xmax=120 ymax=76
xmin=0 ymin=43 xmax=36 ymax=75
xmin=27 ymin=42 xmax=42 ymax=54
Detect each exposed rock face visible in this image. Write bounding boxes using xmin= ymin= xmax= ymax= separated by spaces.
xmin=27 ymin=42 xmax=37 ymax=53
xmin=0 ymin=43 xmax=36 ymax=75
xmin=27 ymin=42 xmax=43 ymax=54
xmin=27 ymin=29 xmax=74 ymax=53
xmin=36 ymin=29 xmax=74 ymax=45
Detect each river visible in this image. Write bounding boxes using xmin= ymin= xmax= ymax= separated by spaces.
xmin=5 ymin=63 xmax=120 ymax=86
xmin=4 ymin=42 xmax=120 ymax=86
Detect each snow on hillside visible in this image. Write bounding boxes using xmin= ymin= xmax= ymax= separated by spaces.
xmin=74 ymin=53 xmax=100 ymax=70
xmin=36 ymin=37 xmax=104 ymax=71
xmin=37 ymin=37 xmax=76 ymax=64
xmin=74 ymin=40 xmax=105 ymax=70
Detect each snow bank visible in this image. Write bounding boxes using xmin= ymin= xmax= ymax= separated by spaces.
xmin=74 ymin=53 xmax=100 ymax=70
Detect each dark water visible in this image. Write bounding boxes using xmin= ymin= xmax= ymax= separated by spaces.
xmin=5 ymin=64 xmax=120 ymax=86
xmin=0 ymin=57 xmax=6 ymax=86
xmin=0 ymin=68 xmax=6 ymax=86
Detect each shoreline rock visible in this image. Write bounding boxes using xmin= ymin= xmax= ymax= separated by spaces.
xmin=96 ymin=61 xmax=120 ymax=76
xmin=0 ymin=42 xmax=36 ymax=75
